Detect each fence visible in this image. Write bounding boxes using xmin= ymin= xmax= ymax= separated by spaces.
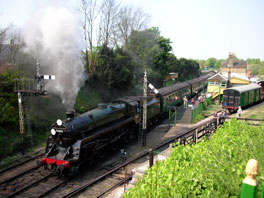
xmin=191 ymin=96 xmax=212 ymax=122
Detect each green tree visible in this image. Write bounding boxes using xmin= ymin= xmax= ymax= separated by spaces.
xmin=247 ymin=58 xmax=261 ymax=65
xmin=258 ymin=65 xmax=264 ymax=76
xmin=94 ymin=45 xmax=135 ymax=89
xmin=125 ymin=27 xmax=160 ymax=81
xmin=0 ymin=70 xmax=19 ymax=127
xmin=153 ymin=37 xmax=173 ymax=76
xmin=169 ymin=58 xmax=200 ymax=81
xmin=250 ymin=63 xmax=263 ymax=75
xmin=205 ymin=57 xmax=217 ymax=68
xmin=214 ymin=59 xmax=222 ymax=69
xmin=196 ymin=60 xmax=206 ymax=70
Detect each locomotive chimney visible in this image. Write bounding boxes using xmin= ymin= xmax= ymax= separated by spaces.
xmin=66 ymin=110 xmax=75 ymax=120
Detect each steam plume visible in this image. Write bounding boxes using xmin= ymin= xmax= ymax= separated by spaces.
xmin=22 ymin=1 xmax=85 ymax=110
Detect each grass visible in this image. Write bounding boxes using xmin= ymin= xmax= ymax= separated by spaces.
xmin=202 ymin=102 xmax=222 ymax=117
xmin=192 ymin=101 xmax=222 ymax=123
xmin=241 ymin=102 xmax=264 ymax=119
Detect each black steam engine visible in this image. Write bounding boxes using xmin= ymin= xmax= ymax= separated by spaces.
xmin=38 ymin=72 xmax=215 ymax=175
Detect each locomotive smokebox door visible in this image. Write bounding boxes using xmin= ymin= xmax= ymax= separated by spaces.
xmin=66 ymin=111 xmax=75 ymax=120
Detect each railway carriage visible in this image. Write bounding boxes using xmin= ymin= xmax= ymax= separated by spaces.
xmin=222 ymin=84 xmax=262 ymax=112
xmin=158 ymin=71 xmax=215 ymax=113
xmin=186 ymin=77 xmax=205 ymax=96
xmin=157 ymin=82 xmax=191 ymax=113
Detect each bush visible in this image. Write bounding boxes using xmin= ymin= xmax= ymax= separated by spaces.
xmin=124 ymin=120 xmax=264 ymax=197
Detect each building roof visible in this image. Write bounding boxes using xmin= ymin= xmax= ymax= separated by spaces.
xmin=223 ymin=73 xmax=249 ymax=81
xmin=225 ymin=84 xmax=261 ymax=93
xmin=221 ymin=59 xmax=247 ymax=68
xmin=208 ymin=73 xmax=228 ymax=82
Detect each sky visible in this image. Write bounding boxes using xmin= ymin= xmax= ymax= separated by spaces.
xmin=0 ymin=0 xmax=264 ymax=60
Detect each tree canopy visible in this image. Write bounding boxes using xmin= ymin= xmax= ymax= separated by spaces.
xmin=94 ymin=45 xmax=135 ymax=89
xmin=0 ymin=69 xmax=19 ymax=127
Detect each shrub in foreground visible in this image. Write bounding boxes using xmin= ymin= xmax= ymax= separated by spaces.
xmin=124 ymin=119 xmax=264 ymax=197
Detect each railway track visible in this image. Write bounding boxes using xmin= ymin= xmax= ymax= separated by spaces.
xmin=0 ymin=166 xmax=69 ymax=198
xmin=0 ymin=149 xmax=45 ymax=190
xmin=0 ymin=148 xmax=70 ymax=198
xmin=0 ymin=149 xmax=45 ymax=174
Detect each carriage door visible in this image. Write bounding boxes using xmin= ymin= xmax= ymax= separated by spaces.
xmin=234 ymin=91 xmax=240 ymax=108
xmin=223 ymin=90 xmax=228 ymax=105
xmin=228 ymin=90 xmax=235 ymax=107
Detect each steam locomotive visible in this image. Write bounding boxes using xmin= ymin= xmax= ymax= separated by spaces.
xmin=38 ymin=71 xmax=215 ymax=175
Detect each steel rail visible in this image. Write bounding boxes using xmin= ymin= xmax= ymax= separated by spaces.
xmin=0 ymin=150 xmax=45 ymax=174
xmin=96 ymin=174 xmax=133 ymax=198
xmin=37 ymin=178 xmax=69 ymax=198
xmin=4 ymin=173 xmax=53 ymax=198
xmin=0 ymin=165 xmax=40 ymax=185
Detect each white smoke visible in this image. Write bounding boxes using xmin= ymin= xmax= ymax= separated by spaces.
xmin=22 ymin=0 xmax=86 ymax=110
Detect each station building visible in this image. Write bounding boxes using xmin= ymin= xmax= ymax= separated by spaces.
xmin=207 ymin=52 xmax=251 ymax=101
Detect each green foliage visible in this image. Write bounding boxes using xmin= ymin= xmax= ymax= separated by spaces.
xmin=205 ymin=57 xmax=217 ymax=68
xmin=74 ymin=88 xmax=101 ymax=113
xmin=126 ymin=27 xmax=161 ymax=83
xmin=247 ymin=58 xmax=264 ymax=77
xmin=153 ymin=37 xmax=173 ymax=76
xmin=247 ymin=58 xmax=261 ymax=65
xmin=0 ymin=69 xmax=19 ymax=127
xmin=0 ymin=127 xmax=21 ymax=159
xmin=214 ymin=59 xmax=222 ymax=70
xmin=196 ymin=59 xmax=206 ymax=69
xmin=124 ymin=120 xmax=264 ymax=197
xmin=94 ymin=45 xmax=135 ymax=89
xmin=250 ymin=64 xmax=263 ymax=75
xmin=174 ymin=58 xmax=200 ymax=81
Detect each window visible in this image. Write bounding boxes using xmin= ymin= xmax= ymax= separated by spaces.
xmin=221 ymin=82 xmax=226 ymax=87
xmin=209 ymin=81 xmax=215 ymax=85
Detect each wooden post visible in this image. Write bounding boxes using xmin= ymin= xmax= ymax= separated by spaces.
xmin=241 ymin=159 xmax=258 ymax=198
xmin=169 ymin=143 xmax=172 ymax=156
xmin=195 ymin=129 xmax=198 ymax=143
xmin=149 ymin=149 xmax=153 ymax=168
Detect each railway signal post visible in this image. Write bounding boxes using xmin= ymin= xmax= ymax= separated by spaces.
xmin=138 ymin=71 xmax=147 ymax=147
xmin=15 ymin=60 xmax=55 ymax=152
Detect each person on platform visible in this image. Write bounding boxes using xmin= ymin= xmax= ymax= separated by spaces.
xmin=237 ymin=106 xmax=242 ymax=118
xmin=191 ymin=98 xmax=195 ymax=110
xmin=222 ymin=109 xmax=226 ymax=122
xmin=183 ymin=96 xmax=188 ymax=109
